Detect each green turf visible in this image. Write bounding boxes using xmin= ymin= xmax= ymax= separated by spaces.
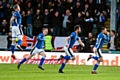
xmin=0 ymin=64 xmax=120 ymax=80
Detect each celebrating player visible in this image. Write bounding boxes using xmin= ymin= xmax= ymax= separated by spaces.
xmin=10 ymin=4 xmax=23 ymax=59
xmin=87 ymin=27 xmax=109 ymax=74
xmin=17 ymin=28 xmax=48 ymax=70
xmin=58 ymin=25 xmax=85 ymax=73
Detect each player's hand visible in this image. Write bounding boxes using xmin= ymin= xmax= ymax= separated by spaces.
xmin=10 ymin=26 xmax=12 ymax=28
xmin=82 ymin=43 xmax=85 ymax=47
xmin=66 ymin=44 xmax=69 ymax=47
xmin=107 ymin=32 xmax=110 ymax=35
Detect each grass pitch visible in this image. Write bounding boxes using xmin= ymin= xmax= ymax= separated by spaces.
xmin=0 ymin=64 xmax=120 ymax=80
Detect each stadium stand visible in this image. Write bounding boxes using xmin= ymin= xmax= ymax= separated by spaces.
xmin=0 ymin=0 xmax=120 ymax=52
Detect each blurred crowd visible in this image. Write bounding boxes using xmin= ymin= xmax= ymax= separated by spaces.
xmin=0 ymin=0 xmax=111 ymax=37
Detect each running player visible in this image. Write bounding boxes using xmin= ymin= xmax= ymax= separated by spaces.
xmin=58 ymin=25 xmax=85 ymax=73
xmin=10 ymin=4 xmax=23 ymax=59
xmin=17 ymin=28 xmax=48 ymax=70
xmin=87 ymin=27 xmax=109 ymax=74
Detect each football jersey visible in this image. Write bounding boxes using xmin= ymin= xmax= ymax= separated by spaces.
xmin=12 ymin=11 xmax=22 ymax=27
xmin=35 ymin=33 xmax=45 ymax=49
xmin=68 ymin=32 xmax=80 ymax=48
xmin=94 ymin=33 xmax=108 ymax=49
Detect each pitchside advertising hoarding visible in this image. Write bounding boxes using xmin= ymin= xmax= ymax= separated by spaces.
xmin=0 ymin=51 xmax=119 ymax=66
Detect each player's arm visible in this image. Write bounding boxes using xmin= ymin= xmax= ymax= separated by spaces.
xmin=65 ymin=32 xmax=74 ymax=47
xmin=65 ymin=36 xmax=71 ymax=47
xmin=37 ymin=34 xmax=45 ymax=41
xmin=76 ymin=37 xmax=85 ymax=47
xmin=78 ymin=40 xmax=85 ymax=47
xmin=10 ymin=16 xmax=15 ymax=28
xmin=104 ymin=32 xmax=110 ymax=41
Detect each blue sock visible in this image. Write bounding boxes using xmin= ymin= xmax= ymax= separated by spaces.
xmin=11 ymin=45 xmax=15 ymax=54
xmin=60 ymin=62 xmax=66 ymax=70
xmin=93 ymin=63 xmax=98 ymax=71
xmin=39 ymin=57 xmax=45 ymax=67
xmin=17 ymin=39 xmax=22 ymax=45
xmin=19 ymin=58 xmax=27 ymax=64
xmin=92 ymin=56 xmax=98 ymax=61
xmin=63 ymin=56 xmax=70 ymax=60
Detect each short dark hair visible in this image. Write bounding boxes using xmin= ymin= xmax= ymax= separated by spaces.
xmin=111 ymin=30 xmax=115 ymax=34
xmin=74 ymin=25 xmax=80 ymax=31
xmin=101 ymin=27 xmax=106 ymax=32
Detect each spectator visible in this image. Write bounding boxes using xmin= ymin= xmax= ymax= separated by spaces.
xmin=55 ymin=0 xmax=63 ymax=16
xmin=26 ymin=10 xmax=33 ymax=37
xmin=2 ymin=0 xmax=7 ymax=7
xmin=7 ymin=31 xmax=12 ymax=49
xmin=84 ymin=11 xmax=94 ymax=36
xmin=26 ymin=2 xmax=33 ymax=12
xmin=109 ymin=30 xmax=116 ymax=51
xmin=21 ymin=10 xmax=27 ymax=35
xmin=32 ymin=0 xmax=41 ymax=8
xmin=43 ymin=0 xmax=49 ymax=9
xmin=35 ymin=3 xmax=41 ymax=10
xmin=8 ymin=9 xmax=14 ymax=25
xmin=0 ymin=19 xmax=8 ymax=35
xmin=33 ymin=9 xmax=43 ymax=36
xmin=97 ymin=12 xmax=106 ymax=33
xmin=43 ymin=9 xmax=50 ymax=30
xmin=117 ymin=39 xmax=120 ymax=51
xmin=98 ymin=2 xmax=110 ymax=18
xmin=74 ymin=12 xmax=84 ymax=31
xmin=8 ymin=0 xmax=13 ymax=6
xmin=83 ymin=32 xmax=95 ymax=52
xmin=63 ymin=0 xmax=74 ymax=12
xmin=48 ymin=1 xmax=55 ymax=17
xmin=117 ymin=10 xmax=120 ymax=34
xmin=4 ymin=3 xmax=11 ymax=21
xmin=20 ymin=0 xmax=26 ymax=11
xmin=73 ymin=1 xmax=83 ymax=17
xmin=115 ymin=33 xmax=120 ymax=51
xmin=34 ymin=3 xmax=43 ymax=13
xmin=0 ymin=1 xmax=4 ymax=22
xmin=52 ymin=11 xmax=61 ymax=36
xmin=62 ymin=9 xmax=73 ymax=36
xmin=82 ymin=3 xmax=90 ymax=15
xmin=88 ymin=0 xmax=97 ymax=16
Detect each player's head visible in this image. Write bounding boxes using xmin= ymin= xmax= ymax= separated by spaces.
xmin=101 ymin=27 xmax=107 ymax=34
xmin=74 ymin=25 xmax=81 ymax=34
xmin=42 ymin=28 xmax=48 ymax=36
xmin=13 ymin=4 xmax=20 ymax=12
